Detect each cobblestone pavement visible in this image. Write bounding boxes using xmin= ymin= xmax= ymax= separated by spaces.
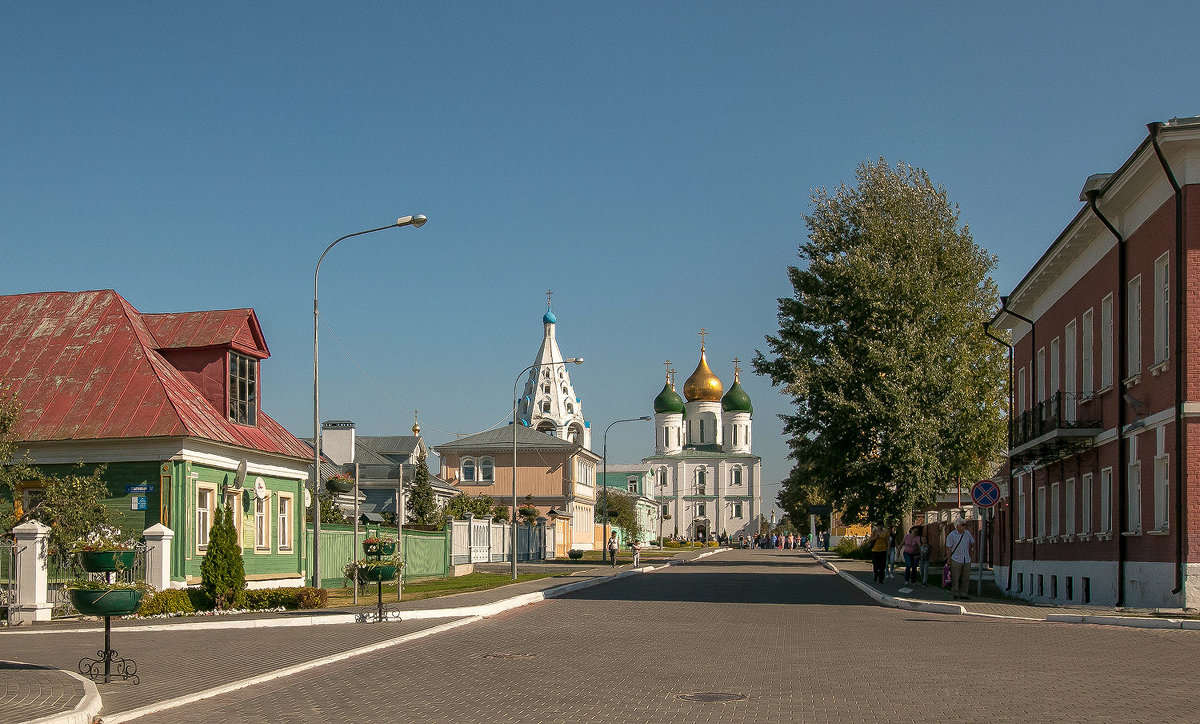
xmin=0 ymin=661 xmax=87 ymax=723
xmin=0 ymin=618 xmax=451 ymax=717
xmin=133 ymin=548 xmax=1200 ymax=723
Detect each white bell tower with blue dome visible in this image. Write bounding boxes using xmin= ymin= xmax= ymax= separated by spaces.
xmin=517 ymin=293 xmax=591 ymax=449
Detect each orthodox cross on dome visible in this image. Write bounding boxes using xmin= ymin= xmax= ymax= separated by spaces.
xmin=698 ymin=328 xmax=707 ymax=351
xmin=546 ymin=289 xmax=553 ymax=308
xmin=412 ymin=410 xmax=420 ymax=436
xmin=669 ymin=365 xmax=676 ymax=385
xmin=663 ymin=359 xmax=672 ymax=381
xmin=732 ymin=357 xmax=741 ymax=381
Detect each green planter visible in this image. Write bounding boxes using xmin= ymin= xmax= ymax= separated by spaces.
xmin=69 ymin=588 xmax=145 ymax=617
xmin=357 ymin=564 xmax=397 ymax=582
xmin=363 ymin=541 xmax=396 ymax=556
xmin=77 ymin=550 xmax=137 ymax=573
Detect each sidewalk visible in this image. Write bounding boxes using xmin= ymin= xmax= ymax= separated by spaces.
xmin=811 ymin=550 xmax=1200 ymax=626
xmin=2 ymin=548 xmax=725 ymax=724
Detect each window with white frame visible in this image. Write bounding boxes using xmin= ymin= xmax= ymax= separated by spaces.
xmin=697 ymin=502 xmax=706 ymax=517
xmin=1050 ymin=337 xmax=1061 ymax=397
xmin=1018 ymin=367 xmax=1026 ymax=414
xmin=661 ymin=503 xmax=669 ymax=516
xmin=1082 ymin=308 xmax=1094 ymax=396
xmin=1037 ymin=486 xmax=1047 ymax=538
xmin=480 ymin=457 xmax=494 ymax=482
xmin=254 ymin=495 xmax=269 ymax=550
xmin=658 ymin=468 xmax=667 ymax=490
xmin=197 ymin=486 xmax=216 ymax=551
xmin=1065 ymin=478 xmax=1075 ymax=536
xmin=1154 ymin=426 xmax=1169 ymax=530
xmin=732 ymin=467 xmax=742 ymax=486
xmin=1154 ymin=253 xmax=1169 ymax=364
xmin=696 ymin=468 xmax=706 ymax=495
xmin=461 ymin=457 xmax=476 ymax=482
xmin=1101 ymin=293 xmax=1114 ymax=389
xmin=1128 ymin=275 xmax=1142 ymax=375
xmin=627 ymin=477 xmax=638 ymax=493
xmin=1127 ymin=435 xmax=1141 ymax=533
xmin=1037 ymin=347 xmax=1046 ymax=402
xmin=1050 ymin=482 xmax=1060 ymax=536
xmin=277 ymin=493 xmax=293 ymax=550
xmin=228 ymin=352 xmax=257 ymax=426
xmin=1081 ymin=473 xmax=1093 ymax=534
xmin=733 ymin=501 xmax=743 ymax=518
xmin=1018 ymin=476 xmax=1027 ymax=538
xmin=1100 ymin=467 xmax=1112 ymax=533
xmin=1064 ymin=321 xmax=1076 ymax=422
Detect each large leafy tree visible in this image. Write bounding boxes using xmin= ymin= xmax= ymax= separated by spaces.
xmin=595 ymin=488 xmax=643 ymax=543
xmin=755 ymin=159 xmax=1007 ymax=524
xmin=406 ymin=450 xmax=439 ymax=526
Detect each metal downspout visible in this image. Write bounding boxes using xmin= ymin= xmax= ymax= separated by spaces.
xmin=984 ymin=318 xmax=1015 ymax=590
xmin=1004 ymin=302 xmax=1038 ymax=570
xmin=1087 ymin=188 xmax=1128 ymax=607
xmin=1148 ymin=122 xmax=1187 ymax=600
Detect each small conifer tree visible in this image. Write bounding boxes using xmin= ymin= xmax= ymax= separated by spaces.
xmin=407 ymin=450 xmax=439 ymax=526
xmin=201 ymin=504 xmax=246 ymax=609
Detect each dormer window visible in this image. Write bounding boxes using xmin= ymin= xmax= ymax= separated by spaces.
xmin=229 ymin=352 xmax=257 ymax=426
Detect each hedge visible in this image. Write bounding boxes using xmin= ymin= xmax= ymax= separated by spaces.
xmin=137 ymin=586 xmax=327 ymax=617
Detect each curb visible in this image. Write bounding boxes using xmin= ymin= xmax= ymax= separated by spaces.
xmin=9 ymin=662 xmax=101 ymax=724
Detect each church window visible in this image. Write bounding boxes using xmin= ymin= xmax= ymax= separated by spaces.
xmin=542 ymin=384 xmax=550 ymax=394
xmin=733 ymin=502 xmax=743 ymax=518
xmin=562 ymin=384 xmax=569 ymax=395
xmin=566 ymin=403 xmax=574 ymax=414
xmin=480 ymin=457 xmax=494 ymax=482
xmin=461 ymin=458 xmax=476 ymax=482
xmin=543 ymin=368 xmax=550 ymax=378
xmin=568 ymin=424 xmax=582 ymax=443
xmin=697 ymin=502 xmax=706 ymax=517
xmin=732 ymin=468 xmax=742 ymax=486
xmin=733 ymin=426 xmax=739 ymax=446
xmin=627 ymin=477 xmax=638 ymax=493
xmin=658 ymin=468 xmax=667 ymax=489
xmin=537 ymin=421 xmax=556 ymax=434
xmin=699 ymin=419 xmax=706 ymax=442
xmin=661 ymin=503 xmax=669 ymax=516
xmin=541 ymin=400 xmax=551 ymax=413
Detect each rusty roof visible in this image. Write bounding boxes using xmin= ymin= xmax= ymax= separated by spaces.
xmin=0 ymin=289 xmax=310 ymax=460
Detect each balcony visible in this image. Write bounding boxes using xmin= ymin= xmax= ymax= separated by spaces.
xmin=1010 ymin=391 xmax=1102 ymax=466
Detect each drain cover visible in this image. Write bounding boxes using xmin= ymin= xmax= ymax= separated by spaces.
xmin=482 ymin=652 xmax=539 ymax=659
xmin=678 ymin=692 xmax=747 ymax=703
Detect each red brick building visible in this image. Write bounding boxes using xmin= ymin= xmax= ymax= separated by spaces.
xmin=990 ymin=116 xmax=1200 ymax=608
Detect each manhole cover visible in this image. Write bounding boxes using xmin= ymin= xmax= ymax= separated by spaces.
xmin=481 ymin=652 xmax=539 ymax=659
xmin=677 ymin=692 xmax=747 ymax=703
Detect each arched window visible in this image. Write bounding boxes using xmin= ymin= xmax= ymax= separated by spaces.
xmin=562 ymin=384 xmax=569 ymax=395
xmin=542 ymin=383 xmax=551 ymax=394
xmin=732 ymin=467 xmax=742 ymax=486
xmin=461 ymin=458 xmax=476 ymax=482
xmin=541 ymin=400 xmax=551 ymax=413
xmin=543 ymin=368 xmax=550 ymax=378
xmin=659 ymin=468 xmax=667 ymax=489
xmin=567 ymin=423 xmax=583 ymax=443
xmin=699 ymin=419 xmax=706 ymax=442
xmin=697 ymin=468 xmax=706 ymax=496
xmin=565 ymin=403 xmax=574 ymax=414
xmin=480 ymin=457 xmax=494 ymax=482
xmin=537 ymin=421 xmax=556 ymax=434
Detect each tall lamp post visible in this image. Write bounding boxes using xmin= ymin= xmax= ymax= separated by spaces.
xmin=602 ymin=416 xmax=652 ymax=563
xmin=511 ymin=357 xmax=584 ymax=580
xmin=312 ymin=215 xmax=426 ymax=588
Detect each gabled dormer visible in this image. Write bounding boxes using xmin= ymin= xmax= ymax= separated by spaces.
xmin=143 ymin=309 xmax=269 ymax=427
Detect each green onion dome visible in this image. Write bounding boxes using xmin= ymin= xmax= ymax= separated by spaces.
xmin=653 ymin=381 xmax=685 ymax=414
xmin=721 ymin=379 xmax=753 ymax=414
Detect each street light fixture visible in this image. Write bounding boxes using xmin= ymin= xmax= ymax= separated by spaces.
xmin=602 ymin=416 xmax=652 ymax=563
xmin=312 ymin=215 xmax=427 ymax=588
xmin=511 ymin=357 xmax=583 ymax=580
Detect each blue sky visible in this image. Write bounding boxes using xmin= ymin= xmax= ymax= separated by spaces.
xmin=3 ymin=3 xmax=1197 ymax=519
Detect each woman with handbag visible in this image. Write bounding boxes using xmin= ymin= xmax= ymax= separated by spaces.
xmin=867 ymin=524 xmax=888 ymax=583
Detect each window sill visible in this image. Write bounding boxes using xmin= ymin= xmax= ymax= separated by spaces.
xmin=1147 ymin=528 xmax=1170 ymax=535
xmin=1124 ymin=374 xmax=1142 ymax=387
xmin=1149 ymin=360 xmax=1168 ymax=376
xmin=1121 ymin=530 xmax=1142 ymax=537
xmin=1077 ymin=534 xmax=1092 ymax=542
xmin=1096 ymin=533 xmax=1113 ymax=541
xmin=1095 ymin=385 xmax=1113 ymax=397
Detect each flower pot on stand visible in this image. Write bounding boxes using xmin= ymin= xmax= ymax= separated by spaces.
xmin=78 ymin=550 xmax=137 ymax=573
xmin=69 ymin=588 xmax=145 ymax=617
xmin=363 ymin=541 xmax=396 ymax=557
xmin=358 ymin=564 xmax=397 ymax=582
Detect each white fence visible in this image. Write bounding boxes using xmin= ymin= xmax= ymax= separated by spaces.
xmin=449 ymin=515 xmax=554 ymax=566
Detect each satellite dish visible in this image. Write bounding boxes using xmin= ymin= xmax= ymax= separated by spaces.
xmin=304 ymin=488 xmax=312 ymax=508
xmin=234 ymin=459 xmax=248 ymax=489
xmin=254 ymin=477 xmax=268 ymax=500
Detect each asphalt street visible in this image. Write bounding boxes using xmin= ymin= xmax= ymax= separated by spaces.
xmin=122 ymin=548 xmax=1200 ymax=723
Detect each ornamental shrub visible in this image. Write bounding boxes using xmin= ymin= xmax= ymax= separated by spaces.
xmin=567 ymin=549 xmax=584 ymax=560
xmin=137 ymin=589 xmax=196 ymax=616
xmin=200 ymin=504 xmax=245 ymax=610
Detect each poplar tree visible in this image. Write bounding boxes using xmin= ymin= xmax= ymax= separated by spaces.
xmin=754 ymin=159 xmax=1007 ymax=523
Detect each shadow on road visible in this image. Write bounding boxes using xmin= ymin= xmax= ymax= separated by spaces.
xmin=561 ymin=569 xmax=871 ymax=606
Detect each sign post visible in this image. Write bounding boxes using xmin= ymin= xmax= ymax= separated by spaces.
xmin=970 ymin=481 xmax=1000 ymax=597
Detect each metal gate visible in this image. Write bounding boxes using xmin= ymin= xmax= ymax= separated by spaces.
xmin=469 ymin=517 xmax=490 ymax=564
xmin=0 ymin=541 xmax=17 ymax=626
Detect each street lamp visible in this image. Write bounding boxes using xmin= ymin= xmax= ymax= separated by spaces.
xmin=511 ymin=357 xmax=583 ymax=580
xmin=312 ymin=215 xmax=426 ymax=588
xmin=602 ymin=416 xmax=652 ymax=563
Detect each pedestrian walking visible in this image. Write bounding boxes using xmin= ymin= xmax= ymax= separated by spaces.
xmin=867 ymin=524 xmax=888 ymax=583
xmin=945 ymin=517 xmax=975 ymax=599
xmin=823 ymin=531 xmax=830 ymax=551
xmin=886 ymin=526 xmax=899 ymax=579
xmin=630 ymin=539 xmax=641 ymax=567
xmin=608 ymin=531 xmax=620 ymax=567
xmin=901 ymin=526 xmax=923 ymax=585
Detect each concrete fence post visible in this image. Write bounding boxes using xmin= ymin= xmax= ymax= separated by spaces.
xmin=143 ymin=523 xmax=175 ymax=591
xmin=12 ymin=520 xmax=52 ymax=625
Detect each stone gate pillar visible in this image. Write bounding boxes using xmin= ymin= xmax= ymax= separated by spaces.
xmin=12 ymin=520 xmax=51 ymax=625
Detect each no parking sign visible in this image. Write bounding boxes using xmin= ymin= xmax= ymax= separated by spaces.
xmin=970 ymin=480 xmax=1000 ymax=508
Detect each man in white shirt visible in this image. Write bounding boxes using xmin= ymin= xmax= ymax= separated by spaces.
xmin=945 ymin=517 xmax=975 ymax=600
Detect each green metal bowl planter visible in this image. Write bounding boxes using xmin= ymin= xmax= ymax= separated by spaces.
xmin=361 ymin=537 xmax=396 ymax=557
xmin=68 ymin=585 xmax=146 ymax=617
xmin=325 ymin=473 xmax=355 ymax=493
xmin=77 ymin=550 xmax=137 ymax=573
xmin=357 ymin=564 xmax=398 ymax=582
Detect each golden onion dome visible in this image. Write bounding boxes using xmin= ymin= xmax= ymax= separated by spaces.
xmin=683 ymin=349 xmax=724 ymax=402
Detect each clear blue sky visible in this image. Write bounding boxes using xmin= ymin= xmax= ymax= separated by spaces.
xmin=3 ymin=3 xmax=1197 ymax=518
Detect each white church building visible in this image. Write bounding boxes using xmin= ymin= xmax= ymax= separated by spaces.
xmin=644 ymin=335 xmax=763 ymax=540
xmin=516 ymin=301 xmax=591 ymax=449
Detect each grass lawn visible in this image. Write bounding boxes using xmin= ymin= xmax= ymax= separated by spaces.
xmin=325 ymin=571 xmax=564 ymax=607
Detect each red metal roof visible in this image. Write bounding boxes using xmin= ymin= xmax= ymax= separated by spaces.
xmin=0 ymin=290 xmax=311 ymax=460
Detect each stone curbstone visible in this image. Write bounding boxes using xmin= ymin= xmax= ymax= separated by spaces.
xmin=10 ymin=663 xmax=101 ymax=724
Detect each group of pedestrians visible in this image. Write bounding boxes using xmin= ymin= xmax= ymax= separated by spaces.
xmin=864 ymin=517 xmax=976 ymax=599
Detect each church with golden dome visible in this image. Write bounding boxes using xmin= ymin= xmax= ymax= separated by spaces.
xmin=643 ymin=331 xmax=763 ymax=540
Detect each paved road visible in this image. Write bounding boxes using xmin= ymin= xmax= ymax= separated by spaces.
xmin=132 ymin=548 xmax=1200 ymax=723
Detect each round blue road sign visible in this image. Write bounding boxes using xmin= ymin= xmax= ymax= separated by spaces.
xmin=971 ymin=480 xmax=1000 ymax=508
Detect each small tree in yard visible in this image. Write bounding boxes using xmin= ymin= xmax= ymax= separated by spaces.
xmin=407 ymin=450 xmax=439 ymax=526
xmin=201 ymin=505 xmax=245 ymax=609
xmin=595 ymin=489 xmax=643 ymax=543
